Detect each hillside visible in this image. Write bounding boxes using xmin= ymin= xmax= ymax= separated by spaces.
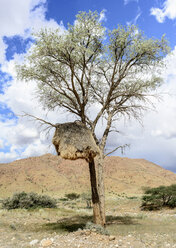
xmin=0 ymin=153 xmax=176 ymax=197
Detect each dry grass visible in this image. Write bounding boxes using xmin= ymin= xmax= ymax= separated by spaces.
xmin=52 ymin=122 xmax=99 ymax=160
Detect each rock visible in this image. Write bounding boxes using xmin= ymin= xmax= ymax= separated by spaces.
xmin=109 ymin=235 xmax=116 ymax=241
xmin=30 ymin=239 xmax=39 ymax=246
xmin=85 ymin=230 xmax=91 ymax=236
xmin=40 ymin=239 xmax=53 ymax=247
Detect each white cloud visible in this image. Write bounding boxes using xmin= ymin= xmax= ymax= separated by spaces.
xmin=0 ymin=52 xmax=75 ymax=163
xmin=20 ymin=140 xmax=51 ymax=158
xmin=0 ymin=0 xmax=59 ymax=64
xmin=0 ymin=151 xmax=20 ymax=163
xmin=0 ymin=139 xmax=4 ymax=149
xmin=151 ymin=0 xmax=176 ymax=23
xmin=0 ymin=0 xmax=66 ymax=163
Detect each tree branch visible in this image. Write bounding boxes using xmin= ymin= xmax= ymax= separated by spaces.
xmin=18 ymin=112 xmax=57 ymax=128
xmin=105 ymin=144 xmax=130 ymax=156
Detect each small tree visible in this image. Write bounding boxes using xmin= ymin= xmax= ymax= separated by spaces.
xmin=141 ymin=184 xmax=176 ymax=210
xmin=17 ymin=11 xmax=169 ymax=226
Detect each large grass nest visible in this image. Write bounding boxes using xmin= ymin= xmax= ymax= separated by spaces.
xmin=52 ymin=121 xmax=100 ymax=161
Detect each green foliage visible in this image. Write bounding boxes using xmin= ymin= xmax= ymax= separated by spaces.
xmin=1 ymin=192 xmax=57 ymax=210
xmin=65 ymin=193 xmax=80 ymax=200
xmin=141 ymin=184 xmax=176 ymax=210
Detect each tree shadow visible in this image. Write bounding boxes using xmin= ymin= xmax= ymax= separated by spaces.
xmin=40 ymin=214 xmax=139 ymax=233
xmin=42 ymin=215 xmax=92 ymax=233
xmin=106 ymin=215 xmax=139 ymax=225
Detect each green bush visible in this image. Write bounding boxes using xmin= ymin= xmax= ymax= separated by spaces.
xmin=141 ymin=184 xmax=176 ymax=210
xmin=1 ymin=192 xmax=57 ymax=210
xmin=65 ymin=193 xmax=80 ymax=200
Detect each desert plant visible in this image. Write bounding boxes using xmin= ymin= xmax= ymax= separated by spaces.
xmin=1 ymin=192 xmax=57 ymax=210
xmin=65 ymin=193 xmax=80 ymax=200
xmin=141 ymin=184 xmax=176 ymax=210
xmin=85 ymin=221 xmax=109 ymax=235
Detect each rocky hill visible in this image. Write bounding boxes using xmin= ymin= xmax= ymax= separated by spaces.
xmin=0 ymin=153 xmax=175 ymax=197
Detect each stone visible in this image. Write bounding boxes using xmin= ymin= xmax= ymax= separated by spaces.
xmin=30 ymin=239 xmax=39 ymax=246
xmin=40 ymin=239 xmax=53 ymax=247
xmin=109 ymin=235 xmax=116 ymax=241
xmin=85 ymin=230 xmax=91 ymax=236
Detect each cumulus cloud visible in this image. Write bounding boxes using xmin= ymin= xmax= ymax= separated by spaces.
xmin=150 ymin=0 xmax=176 ymax=23
xmin=0 ymin=51 xmax=75 ymax=163
xmin=0 ymin=61 xmax=66 ymax=162
xmin=0 ymin=0 xmax=65 ymax=162
xmin=0 ymin=0 xmax=59 ymax=64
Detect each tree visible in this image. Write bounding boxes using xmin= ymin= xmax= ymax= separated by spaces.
xmin=141 ymin=184 xmax=176 ymax=210
xmin=17 ymin=11 xmax=169 ymax=226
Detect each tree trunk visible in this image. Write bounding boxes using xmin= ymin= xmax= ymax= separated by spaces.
xmin=97 ymin=151 xmax=106 ymax=226
xmin=88 ymin=157 xmax=104 ymax=226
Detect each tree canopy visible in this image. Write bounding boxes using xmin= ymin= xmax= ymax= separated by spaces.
xmin=141 ymin=184 xmax=176 ymax=210
xmin=17 ymin=11 xmax=169 ymax=152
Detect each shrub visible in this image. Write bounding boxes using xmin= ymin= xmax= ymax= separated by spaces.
xmin=65 ymin=193 xmax=80 ymax=200
xmin=1 ymin=192 xmax=57 ymax=210
xmin=141 ymin=184 xmax=176 ymax=210
xmin=85 ymin=221 xmax=109 ymax=235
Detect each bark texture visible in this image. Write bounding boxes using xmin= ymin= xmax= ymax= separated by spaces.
xmin=97 ymin=152 xmax=106 ymax=226
xmin=88 ymin=157 xmax=104 ymax=226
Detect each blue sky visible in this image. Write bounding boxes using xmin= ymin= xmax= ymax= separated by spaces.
xmin=1 ymin=0 xmax=176 ymax=172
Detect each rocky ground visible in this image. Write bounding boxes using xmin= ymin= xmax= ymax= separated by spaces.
xmin=0 ymin=228 xmax=176 ymax=248
xmin=29 ymin=230 xmax=176 ymax=248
